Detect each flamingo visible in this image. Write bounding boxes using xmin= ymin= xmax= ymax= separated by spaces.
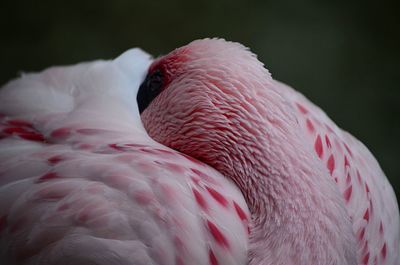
xmin=0 ymin=38 xmax=398 ymax=265
xmin=138 ymin=39 xmax=400 ymax=265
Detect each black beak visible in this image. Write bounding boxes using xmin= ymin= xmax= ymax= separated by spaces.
xmin=137 ymin=74 xmax=152 ymax=114
xmin=136 ymin=69 xmax=164 ymax=114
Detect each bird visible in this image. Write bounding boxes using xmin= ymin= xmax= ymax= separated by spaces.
xmin=0 ymin=48 xmax=250 ymax=265
xmin=138 ymin=38 xmax=400 ymax=265
xmin=0 ymin=39 xmax=398 ymax=265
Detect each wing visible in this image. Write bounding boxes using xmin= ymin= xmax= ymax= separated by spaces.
xmin=275 ymin=80 xmax=400 ymax=265
xmin=0 ymin=50 xmax=249 ymax=265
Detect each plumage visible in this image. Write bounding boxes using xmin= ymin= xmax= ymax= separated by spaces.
xmin=1 ymin=38 xmax=398 ymax=265
xmin=0 ymin=48 xmax=249 ymax=265
xmin=139 ymin=39 xmax=400 ymax=265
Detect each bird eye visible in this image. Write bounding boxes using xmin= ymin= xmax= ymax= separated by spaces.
xmin=137 ymin=69 xmax=164 ymax=113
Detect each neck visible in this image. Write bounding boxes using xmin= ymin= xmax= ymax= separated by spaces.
xmin=141 ymin=66 xmax=358 ymax=263
xmin=187 ymin=86 xmax=357 ymax=264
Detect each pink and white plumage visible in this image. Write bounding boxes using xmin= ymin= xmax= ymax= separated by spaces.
xmin=139 ymin=39 xmax=399 ymax=264
xmin=0 ymin=38 xmax=398 ymax=265
xmin=0 ymin=49 xmax=249 ymax=265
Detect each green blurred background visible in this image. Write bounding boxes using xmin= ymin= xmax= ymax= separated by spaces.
xmin=1 ymin=0 xmax=399 ymax=200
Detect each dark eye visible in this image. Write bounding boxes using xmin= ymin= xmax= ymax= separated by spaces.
xmin=137 ymin=69 xmax=164 ymax=113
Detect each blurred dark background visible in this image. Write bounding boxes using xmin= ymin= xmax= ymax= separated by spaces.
xmin=1 ymin=0 xmax=399 ymax=200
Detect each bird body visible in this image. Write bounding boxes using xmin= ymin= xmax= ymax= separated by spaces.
xmin=0 ymin=38 xmax=398 ymax=265
xmin=0 ymin=49 xmax=249 ymax=265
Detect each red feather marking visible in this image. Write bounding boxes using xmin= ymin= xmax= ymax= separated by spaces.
xmin=344 ymin=155 xmax=350 ymax=168
xmin=2 ymin=126 xmax=45 ymax=142
xmin=206 ymin=220 xmax=229 ymax=248
xmin=192 ymin=188 xmax=208 ymax=210
xmin=3 ymin=127 xmax=30 ymax=134
xmin=327 ymin=154 xmax=335 ymax=175
xmin=343 ymin=185 xmax=352 ymax=203
xmin=381 ymin=242 xmax=387 ymax=259
xmin=47 ymin=155 xmax=64 ymax=165
xmin=7 ymin=119 xmax=33 ymax=128
xmin=209 ymin=249 xmax=219 ymax=265
xmin=363 ymin=209 xmax=369 ymax=222
xmin=296 ymin=103 xmax=308 ymax=114
xmin=233 ymin=201 xmax=248 ymax=221
xmin=51 ymin=127 xmax=72 ymax=138
xmin=306 ymin=118 xmax=315 ymax=133
xmin=36 ymin=172 xmax=59 ymax=183
xmin=19 ymin=132 xmax=45 ymax=142
xmin=314 ymin=135 xmax=323 ymax=158
xmin=325 ymin=135 xmax=332 ymax=148
xmin=362 ymin=252 xmax=369 ymax=265
xmin=206 ymin=187 xmax=228 ymax=207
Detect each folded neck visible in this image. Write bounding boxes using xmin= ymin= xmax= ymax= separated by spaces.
xmin=168 ymin=82 xmax=357 ymax=264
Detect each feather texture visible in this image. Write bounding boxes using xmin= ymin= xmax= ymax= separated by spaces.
xmin=0 ymin=48 xmax=249 ymax=265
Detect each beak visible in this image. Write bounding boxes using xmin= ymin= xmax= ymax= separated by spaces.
xmin=137 ymin=73 xmax=151 ymax=114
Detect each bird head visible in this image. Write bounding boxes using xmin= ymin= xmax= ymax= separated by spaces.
xmin=137 ymin=39 xmax=276 ymax=186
